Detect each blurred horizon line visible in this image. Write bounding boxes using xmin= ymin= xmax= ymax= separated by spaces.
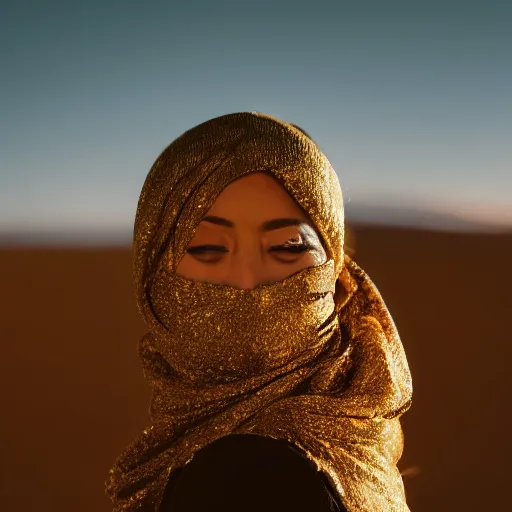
xmin=2 ymin=201 xmax=512 ymax=247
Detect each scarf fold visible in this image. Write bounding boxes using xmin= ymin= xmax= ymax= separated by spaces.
xmin=105 ymin=113 xmax=412 ymax=511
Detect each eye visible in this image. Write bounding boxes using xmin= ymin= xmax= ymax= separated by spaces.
xmin=186 ymin=245 xmax=228 ymax=255
xmin=186 ymin=245 xmax=228 ymax=263
xmin=269 ymin=243 xmax=310 ymax=254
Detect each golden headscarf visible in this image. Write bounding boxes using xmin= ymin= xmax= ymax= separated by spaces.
xmin=105 ymin=112 xmax=413 ymax=511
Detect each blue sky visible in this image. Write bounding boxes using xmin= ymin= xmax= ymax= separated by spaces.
xmin=1 ymin=0 xmax=511 ymax=242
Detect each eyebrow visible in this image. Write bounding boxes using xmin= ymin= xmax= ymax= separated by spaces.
xmin=201 ymin=215 xmax=309 ymax=232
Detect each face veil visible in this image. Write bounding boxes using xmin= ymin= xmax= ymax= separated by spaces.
xmin=150 ymin=259 xmax=340 ymax=386
xmin=105 ymin=112 xmax=413 ymax=512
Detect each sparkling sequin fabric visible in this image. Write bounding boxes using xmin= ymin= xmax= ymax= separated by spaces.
xmin=105 ymin=113 xmax=413 ymax=511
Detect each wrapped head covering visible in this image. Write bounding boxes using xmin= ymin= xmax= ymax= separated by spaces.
xmin=105 ymin=112 xmax=413 ymax=511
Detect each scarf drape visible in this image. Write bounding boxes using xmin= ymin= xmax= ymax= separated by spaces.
xmin=105 ymin=112 xmax=412 ymax=511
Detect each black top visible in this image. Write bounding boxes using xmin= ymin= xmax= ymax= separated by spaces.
xmin=159 ymin=434 xmax=346 ymax=512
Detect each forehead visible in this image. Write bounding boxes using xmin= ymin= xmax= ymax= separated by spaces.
xmin=205 ymin=172 xmax=309 ymax=222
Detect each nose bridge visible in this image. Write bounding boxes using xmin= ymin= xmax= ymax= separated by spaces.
xmin=228 ymin=238 xmax=264 ymax=290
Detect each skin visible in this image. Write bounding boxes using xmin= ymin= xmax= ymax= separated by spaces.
xmin=175 ymin=172 xmax=329 ymax=289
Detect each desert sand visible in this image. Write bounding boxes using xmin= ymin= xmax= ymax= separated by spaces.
xmin=0 ymin=224 xmax=510 ymax=511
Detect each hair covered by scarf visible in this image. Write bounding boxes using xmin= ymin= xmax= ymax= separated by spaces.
xmin=105 ymin=112 xmax=413 ymax=511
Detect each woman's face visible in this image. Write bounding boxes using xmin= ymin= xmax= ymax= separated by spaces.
xmin=175 ymin=172 xmax=328 ymax=289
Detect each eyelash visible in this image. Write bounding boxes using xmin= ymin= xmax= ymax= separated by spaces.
xmin=270 ymin=243 xmax=310 ymax=254
xmin=186 ymin=243 xmax=311 ymax=256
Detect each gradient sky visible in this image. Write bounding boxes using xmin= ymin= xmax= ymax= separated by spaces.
xmin=1 ymin=0 xmax=511 ymax=241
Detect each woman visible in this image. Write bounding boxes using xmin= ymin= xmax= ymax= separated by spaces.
xmin=105 ymin=112 xmax=412 ymax=511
